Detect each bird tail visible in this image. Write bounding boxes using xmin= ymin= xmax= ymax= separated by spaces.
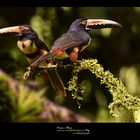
xmin=39 ymin=52 xmax=56 ymax=62
xmin=46 ymin=69 xmax=67 ymax=97
xmin=30 ymin=52 xmax=56 ymax=69
xmin=30 ymin=51 xmax=66 ymax=96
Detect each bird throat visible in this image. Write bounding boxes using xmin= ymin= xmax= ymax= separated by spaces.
xmin=80 ymin=38 xmax=91 ymax=52
xmin=17 ymin=39 xmax=37 ymax=54
xmin=17 ymin=39 xmax=48 ymax=67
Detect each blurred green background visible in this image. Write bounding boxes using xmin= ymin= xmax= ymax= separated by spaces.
xmin=0 ymin=7 xmax=140 ymax=122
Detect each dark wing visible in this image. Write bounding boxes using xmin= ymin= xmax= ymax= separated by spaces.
xmin=33 ymin=38 xmax=50 ymax=52
xmin=51 ymin=31 xmax=85 ymax=51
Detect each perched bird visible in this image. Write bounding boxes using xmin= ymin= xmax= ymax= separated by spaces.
xmin=0 ymin=25 xmax=66 ymax=96
xmin=30 ymin=18 xmax=122 ymax=68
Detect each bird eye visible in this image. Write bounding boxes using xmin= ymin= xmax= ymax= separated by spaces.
xmin=24 ymin=26 xmax=30 ymax=31
xmin=81 ymin=20 xmax=87 ymax=25
xmin=19 ymin=26 xmax=31 ymax=34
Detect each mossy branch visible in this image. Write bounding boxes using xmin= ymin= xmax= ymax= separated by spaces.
xmin=67 ymin=59 xmax=140 ymax=119
xmin=23 ymin=59 xmax=140 ymax=121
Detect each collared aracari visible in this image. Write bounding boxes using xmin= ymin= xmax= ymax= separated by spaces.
xmin=30 ymin=18 xmax=122 ymax=68
xmin=0 ymin=25 xmax=67 ymax=96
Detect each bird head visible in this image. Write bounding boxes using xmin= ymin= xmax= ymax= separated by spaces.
xmin=69 ymin=18 xmax=122 ymax=32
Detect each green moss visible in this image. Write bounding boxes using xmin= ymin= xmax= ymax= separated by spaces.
xmin=67 ymin=59 xmax=140 ymax=119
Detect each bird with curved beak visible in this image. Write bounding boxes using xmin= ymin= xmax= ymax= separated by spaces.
xmin=0 ymin=25 xmax=67 ymax=96
xmin=30 ymin=18 xmax=122 ymax=69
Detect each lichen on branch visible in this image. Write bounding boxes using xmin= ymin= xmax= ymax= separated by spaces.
xmin=67 ymin=59 xmax=140 ymax=118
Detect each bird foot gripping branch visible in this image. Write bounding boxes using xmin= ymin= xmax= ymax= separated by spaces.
xmin=23 ymin=66 xmax=39 ymax=80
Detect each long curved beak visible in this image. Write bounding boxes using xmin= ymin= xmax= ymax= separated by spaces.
xmin=85 ymin=19 xmax=122 ymax=30
xmin=0 ymin=26 xmax=20 ymax=35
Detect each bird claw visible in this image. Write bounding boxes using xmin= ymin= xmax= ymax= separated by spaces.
xmin=23 ymin=67 xmax=33 ymax=80
xmin=23 ymin=66 xmax=37 ymax=80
